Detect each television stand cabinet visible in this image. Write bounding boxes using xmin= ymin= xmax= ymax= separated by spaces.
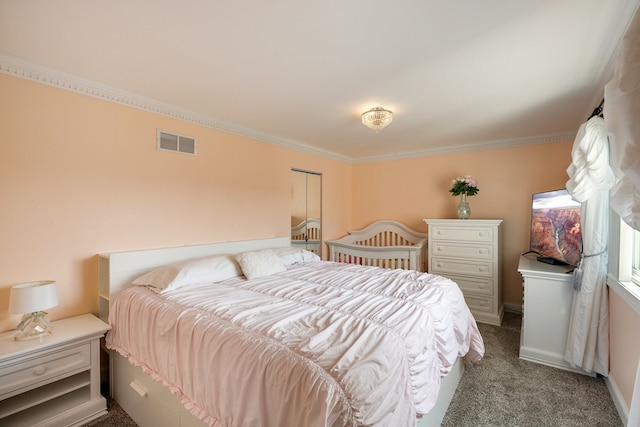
xmin=517 ymin=255 xmax=592 ymax=375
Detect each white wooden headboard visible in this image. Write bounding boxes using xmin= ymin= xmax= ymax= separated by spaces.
xmin=97 ymin=237 xmax=290 ymax=323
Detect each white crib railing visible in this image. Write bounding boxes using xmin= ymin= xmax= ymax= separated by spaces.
xmin=291 ymin=218 xmax=321 ymax=255
xmin=327 ymin=220 xmax=428 ymax=271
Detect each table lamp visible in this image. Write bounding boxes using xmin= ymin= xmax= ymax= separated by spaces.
xmin=8 ymin=280 xmax=59 ymax=341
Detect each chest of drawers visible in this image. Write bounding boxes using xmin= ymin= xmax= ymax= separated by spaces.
xmin=424 ymin=219 xmax=503 ymax=325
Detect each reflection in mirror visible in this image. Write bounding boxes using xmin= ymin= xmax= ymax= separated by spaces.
xmin=291 ymin=169 xmax=322 ymax=255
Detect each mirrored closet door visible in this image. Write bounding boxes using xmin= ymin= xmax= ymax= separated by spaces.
xmin=291 ymin=169 xmax=321 ymax=255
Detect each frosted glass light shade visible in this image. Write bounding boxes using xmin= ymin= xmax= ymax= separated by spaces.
xmin=9 ymin=280 xmax=59 ymax=314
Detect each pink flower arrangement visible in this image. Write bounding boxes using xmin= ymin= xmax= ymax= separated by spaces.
xmin=450 ymin=175 xmax=480 ymax=196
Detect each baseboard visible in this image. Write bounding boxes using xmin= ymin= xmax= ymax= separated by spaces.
xmin=503 ymin=302 xmax=522 ymax=314
xmin=606 ymin=374 xmax=629 ymax=426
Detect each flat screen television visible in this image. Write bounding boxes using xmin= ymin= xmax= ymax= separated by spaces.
xmin=529 ymin=189 xmax=582 ymax=266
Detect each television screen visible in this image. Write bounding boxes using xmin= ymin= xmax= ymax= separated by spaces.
xmin=529 ymin=189 xmax=582 ymax=266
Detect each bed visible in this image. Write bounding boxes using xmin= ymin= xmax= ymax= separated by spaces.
xmin=326 ymin=220 xmax=428 ymax=272
xmin=291 ymin=217 xmax=321 ymax=255
xmin=98 ymin=237 xmax=483 ymax=427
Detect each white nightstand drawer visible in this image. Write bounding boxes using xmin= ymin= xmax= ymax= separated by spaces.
xmin=446 ymin=274 xmax=494 ymax=295
xmin=430 ymin=257 xmax=493 ymax=277
xmin=430 ymin=225 xmax=494 ymax=243
xmin=431 ymin=242 xmax=494 ymax=260
xmin=0 ymin=344 xmax=90 ymax=398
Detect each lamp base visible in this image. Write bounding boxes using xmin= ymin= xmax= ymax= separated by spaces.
xmin=14 ymin=311 xmax=53 ymax=341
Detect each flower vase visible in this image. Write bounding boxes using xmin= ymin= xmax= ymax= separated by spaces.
xmin=457 ymin=194 xmax=471 ymax=219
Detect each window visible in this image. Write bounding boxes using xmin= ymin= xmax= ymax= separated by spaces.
xmin=611 ymin=218 xmax=640 ymax=314
xmin=633 ymin=228 xmax=640 ymax=286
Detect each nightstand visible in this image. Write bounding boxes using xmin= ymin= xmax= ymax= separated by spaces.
xmin=0 ymin=313 xmax=111 ymax=426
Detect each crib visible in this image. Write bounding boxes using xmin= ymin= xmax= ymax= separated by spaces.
xmin=326 ymin=220 xmax=428 ymax=271
xmin=291 ymin=217 xmax=321 ymax=255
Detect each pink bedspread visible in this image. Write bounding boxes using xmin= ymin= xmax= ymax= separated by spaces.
xmin=106 ymin=261 xmax=484 ymax=427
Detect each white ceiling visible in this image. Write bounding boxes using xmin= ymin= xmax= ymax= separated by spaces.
xmin=1 ymin=1 xmax=638 ymax=163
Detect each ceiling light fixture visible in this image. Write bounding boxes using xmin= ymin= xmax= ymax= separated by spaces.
xmin=361 ymin=107 xmax=393 ymax=133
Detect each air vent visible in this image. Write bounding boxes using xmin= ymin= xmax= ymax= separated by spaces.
xmin=157 ymin=130 xmax=196 ymax=155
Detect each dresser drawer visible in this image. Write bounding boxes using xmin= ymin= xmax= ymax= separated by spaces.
xmin=430 ymin=257 xmax=493 ymax=277
xmin=0 ymin=344 xmax=91 ymax=398
xmin=463 ymin=294 xmax=494 ymax=314
xmin=446 ymin=274 xmax=494 ymax=295
xmin=430 ymin=225 xmax=494 ymax=243
xmin=431 ymin=242 xmax=494 ymax=261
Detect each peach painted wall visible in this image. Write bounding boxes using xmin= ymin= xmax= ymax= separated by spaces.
xmin=0 ymin=72 xmax=574 ymax=334
xmin=352 ymin=142 xmax=574 ymax=308
xmin=610 ymin=291 xmax=640 ymax=410
xmin=0 ymin=74 xmax=352 ymax=332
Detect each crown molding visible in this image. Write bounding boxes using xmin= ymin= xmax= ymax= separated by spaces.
xmin=352 ymin=132 xmax=576 ymax=164
xmin=0 ymin=54 xmax=352 ymax=164
xmin=1 ymin=54 xmax=575 ymax=165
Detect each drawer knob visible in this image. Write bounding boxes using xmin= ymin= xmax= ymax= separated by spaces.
xmin=33 ymin=366 xmax=47 ymax=376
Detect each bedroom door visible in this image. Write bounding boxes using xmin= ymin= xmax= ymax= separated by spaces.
xmin=291 ymin=169 xmax=322 ymax=255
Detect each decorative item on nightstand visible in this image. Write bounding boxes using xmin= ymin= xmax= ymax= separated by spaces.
xmin=449 ymin=175 xmax=479 ymax=219
xmin=8 ymin=280 xmax=58 ymax=341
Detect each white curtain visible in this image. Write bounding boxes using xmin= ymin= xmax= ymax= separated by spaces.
xmin=604 ymin=9 xmax=640 ymax=232
xmin=565 ymin=116 xmax=615 ymax=376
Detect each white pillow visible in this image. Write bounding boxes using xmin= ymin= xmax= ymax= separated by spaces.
xmin=132 ymin=254 xmax=242 ymax=293
xmin=272 ymin=247 xmax=320 ymax=266
xmin=236 ymin=249 xmax=286 ymax=279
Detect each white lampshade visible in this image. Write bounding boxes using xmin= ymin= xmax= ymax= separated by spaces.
xmin=9 ymin=281 xmax=59 ymax=314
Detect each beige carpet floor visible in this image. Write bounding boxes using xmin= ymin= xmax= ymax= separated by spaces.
xmin=441 ymin=312 xmax=621 ymax=427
